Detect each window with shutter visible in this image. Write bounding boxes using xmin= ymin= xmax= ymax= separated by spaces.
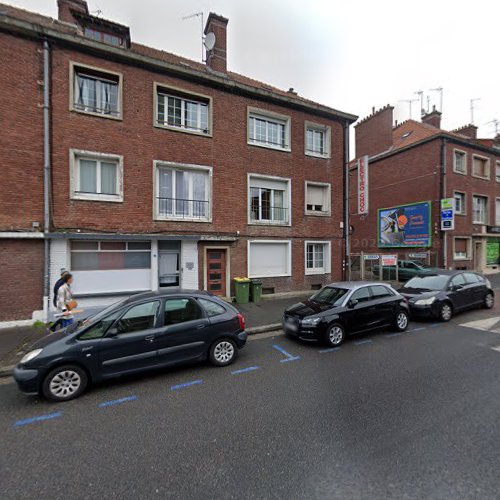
xmin=305 ymin=182 xmax=331 ymax=215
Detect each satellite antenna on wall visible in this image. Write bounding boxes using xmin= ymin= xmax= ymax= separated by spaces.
xmin=204 ymin=32 xmax=216 ymax=51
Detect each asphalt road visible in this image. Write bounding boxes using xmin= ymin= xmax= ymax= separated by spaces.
xmin=1 ymin=312 xmax=500 ymax=499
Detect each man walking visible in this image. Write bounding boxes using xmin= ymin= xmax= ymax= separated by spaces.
xmin=49 ymin=269 xmax=69 ymax=332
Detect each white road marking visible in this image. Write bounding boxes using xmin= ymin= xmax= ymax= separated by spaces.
xmin=491 ymin=345 xmax=500 ymax=353
xmin=460 ymin=316 xmax=500 ymax=332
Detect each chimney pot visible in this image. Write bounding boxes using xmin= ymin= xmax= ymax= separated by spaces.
xmin=204 ymin=12 xmax=229 ymax=73
xmin=421 ymin=107 xmax=442 ymax=129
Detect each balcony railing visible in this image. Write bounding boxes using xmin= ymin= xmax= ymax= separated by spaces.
xmin=250 ymin=206 xmax=289 ymax=224
xmin=157 ymin=197 xmax=209 ymax=219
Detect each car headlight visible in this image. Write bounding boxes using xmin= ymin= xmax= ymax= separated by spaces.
xmin=415 ymin=297 xmax=436 ymax=306
xmin=20 ymin=348 xmax=43 ymax=364
xmin=301 ymin=316 xmax=322 ymax=327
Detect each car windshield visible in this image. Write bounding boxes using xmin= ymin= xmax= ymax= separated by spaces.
xmin=403 ymin=274 xmax=448 ymax=291
xmin=74 ymin=297 xmax=129 ymax=331
xmin=311 ymin=286 xmax=349 ymax=306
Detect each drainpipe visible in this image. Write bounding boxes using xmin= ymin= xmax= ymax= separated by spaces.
xmin=43 ymin=39 xmax=51 ymax=320
xmin=343 ymin=121 xmax=350 ymax=280
xmin=440 ymin=138 xmax=447 ymax=269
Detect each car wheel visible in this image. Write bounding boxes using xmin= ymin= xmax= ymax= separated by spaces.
xmin=325 ymin=323 xmax=345 ymax=347
xmin=209 ymin=338 xmax=238 ymax=367
xmin=394 ymin=310 xmax=409 ymax=332
xmin=439 ymin=302 xmax=453 ymax=322
xmin=483 ymin=292 xmax=494 ymax=309
xmin=42 ymin=365 xmax=88 ymax=402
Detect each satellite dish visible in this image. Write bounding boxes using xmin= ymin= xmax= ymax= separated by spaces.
xmin=204 ymin=32 xmax=216 ymax=51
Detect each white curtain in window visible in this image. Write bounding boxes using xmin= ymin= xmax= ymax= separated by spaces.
xmin=101 ymin=162 xmax=117 ymax=194
xmin=79 ymin=159 xmax=97 ymax=193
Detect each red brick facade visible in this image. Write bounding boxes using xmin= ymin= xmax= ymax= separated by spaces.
xmin=350 ymin=105 xmax=500 ymax=273
xmin=0 ymin=1 xmax=356 ymax=320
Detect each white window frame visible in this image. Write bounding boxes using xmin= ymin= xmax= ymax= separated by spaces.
xmin=247 ymin=107 xmax=291 ymax=152
xmin=247 ymin=174 xmax=291 ymax=226
xmin=472 ymin=194 xmax=489 ymax=225
xmin=69 ymin=62 xmax=123 ymax=120
xmin=70 ymin=149 xmax=123 ymax=202
xmin=472 ymin=154 xmax=491 ymax=180
xmin=453 ymin=237 xmax=472 ymax=261
xmin=304 ymin=240 xmax=331 ymax=275
xmin=153 ymin=161 xmax=213 ymax=222
xmin=496 ymin=197 xmax=500 ymax=226
xmin=304 ymin=121 xmax=331 ymax=158
xmin=454 ymin=191 xmax=466 ymax=216
xmin=153 ymin=82 xmax=213 ymax=137
xmin=453 ymin=149 xmax=467 ymax=175
xmin=304 ymin=181 xmax=332 ymax=216
xmin=495 ymin=161 xmax=500 ymax=183
xmin=247 ymin=240 xmax=292 ymax=278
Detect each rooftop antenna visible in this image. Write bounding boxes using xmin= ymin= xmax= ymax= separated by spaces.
xmin=399 ymin=98 xmax=419 ymax=120
xmin=426 ymin=96 xmax=431 ymax=113
xmin=470 ymin=98 xmax=481 ymax=124
xmin=429 ymin=87 xmax=443 ymax=113
xmin=91 ymin=8 xmax=102 ymax=17
xmin=182 ymin=12 xmax=205 ymax=61
xmin=414 ymin=90 xmax=424 ymax=116
xmin=485 ymin=119 xmax=499 ymax=135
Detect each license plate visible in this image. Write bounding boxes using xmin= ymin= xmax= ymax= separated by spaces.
xmin=285 ymin=321 xmax=298 ymax=331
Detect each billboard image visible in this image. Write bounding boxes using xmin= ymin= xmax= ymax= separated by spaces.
xmin=378 ymin=201 xmax=431 ymax=248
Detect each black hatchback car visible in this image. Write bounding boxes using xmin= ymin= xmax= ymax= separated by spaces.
xmin=399 ymin=270 xmax=494 ymax=321
xmin=14 ymin=290 xmax=247 ymax=402
xmin=283 ymin=282 xmax=409 ymax=347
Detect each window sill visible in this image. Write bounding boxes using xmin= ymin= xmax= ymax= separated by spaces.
xmin=471 ymin=174 xmax=490 ymax=180
xmin=453 ymin=257 xmax=471 ymax=261
xmin=154 ymin=123 xmax=212 ymax=138
xmin=452 ymin=169 xmax=467 ymax=176
xmin=248 ymin=273 xmax=291 ymax=278
xmin=71 ymin=107 xmax=122 ymax=121
xmin=305 ymin=151 xmax=330 ymax=159
xmin=248 ymin=221 xmax=291 ymax=227
xmin=247 ymin=141 xmax=291 ymax=153
xmin=472 ymin=222 xmax=488 ymax=225
xmin=71 ymin=193 xmax=123 ymax=203
xmin=305 ymin=211 xmax=331 ymax=217
xmin=155 ymin=215 xmax=212 ymax=223
xmin=305 ymin=269 xmax=329 ymax=275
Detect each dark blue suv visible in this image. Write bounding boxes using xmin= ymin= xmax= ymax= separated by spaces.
xmin=14 ymin=290 xmax=247 ymax=402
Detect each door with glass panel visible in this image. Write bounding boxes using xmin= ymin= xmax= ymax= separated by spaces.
xmin=206 ymin=250 xmax=226 ymax=296
xmin=158 ymin=241 xmax=181 ymax=287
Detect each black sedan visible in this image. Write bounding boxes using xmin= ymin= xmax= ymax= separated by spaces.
xmin=283 ymin=282 xmax=409 ymax=347
xmin=399 ymin=270 xmax=494 ymax=321
xmin=14 ymin=290 xmax=247 ymax=402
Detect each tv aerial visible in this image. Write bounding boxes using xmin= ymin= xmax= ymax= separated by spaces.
xmin=182 ymin=12 xmax=216 ymax=62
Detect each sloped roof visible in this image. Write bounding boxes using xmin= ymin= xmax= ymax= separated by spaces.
xmin=0 ymin=2 xmax=357 ymax=122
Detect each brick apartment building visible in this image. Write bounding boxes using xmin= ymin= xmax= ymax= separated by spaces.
xmin=0 ymin=0 xmax=356 ymax=322
xmin=349 ymin=104 xmax=500 ymax=274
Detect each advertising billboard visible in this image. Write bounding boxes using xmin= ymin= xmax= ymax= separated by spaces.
xmin=378 ymin=201 xmax=431 ymax=248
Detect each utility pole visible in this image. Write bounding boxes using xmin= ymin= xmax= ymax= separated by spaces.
xmin=470 ymin=98 xmax=481 ymax=124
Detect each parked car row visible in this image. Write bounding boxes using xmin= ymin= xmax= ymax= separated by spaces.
xmin=372 ymin=259 xmax=440 ymax=282
xmin=13 ymin=270 xmax=494 ymax=402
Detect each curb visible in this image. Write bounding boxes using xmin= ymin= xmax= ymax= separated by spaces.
xmin=247 ymin=323 xmax=282 ymax=335
xmin=0 ymin=365 xmax=14 ymax=378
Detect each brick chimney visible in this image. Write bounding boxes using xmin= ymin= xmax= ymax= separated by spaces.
xmin=453 ymin=124 xmax=478 ymax=140
xmin=57 ymin=0 xmax=88 ymax=24
xmin=355 ymin=105 xmax=394 ymax=158
xmin=421 ymin=105 xmax=441 ymax=129
xmin=204 ymin=13 xmax=228 ymax=73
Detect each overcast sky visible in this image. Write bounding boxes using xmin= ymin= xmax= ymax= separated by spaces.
xmin=8 ymin=0 xmax=500 ymax=142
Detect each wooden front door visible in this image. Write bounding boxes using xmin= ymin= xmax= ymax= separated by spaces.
xmin=206 ymin=250 xmax=226 ymax=296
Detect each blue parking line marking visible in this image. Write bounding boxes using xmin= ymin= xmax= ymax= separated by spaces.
xmin=273 ymin=344 xmax=301 ymax=362
xmin=98 ymin=396 xmax=137 ymax=408
xmin=385 ymin=332 xmax=402 ymax=338
xmin=14 ymin=412 xmax=62 ymax=427
xmin=232 ymin=366 xmax=260 ymax=375
xmin=319 ymin=347 xmax=341 ymax=353
xmin=171 ymin=380 xmax=203 ymax=391
xmin=354 ymin=339 xmax=373 ymax=345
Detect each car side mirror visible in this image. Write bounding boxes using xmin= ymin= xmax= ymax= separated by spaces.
xmin=107 ymin=327 xmax=119 ymax=337
xmin=348 ymin=299 xmax=358 ymax=308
